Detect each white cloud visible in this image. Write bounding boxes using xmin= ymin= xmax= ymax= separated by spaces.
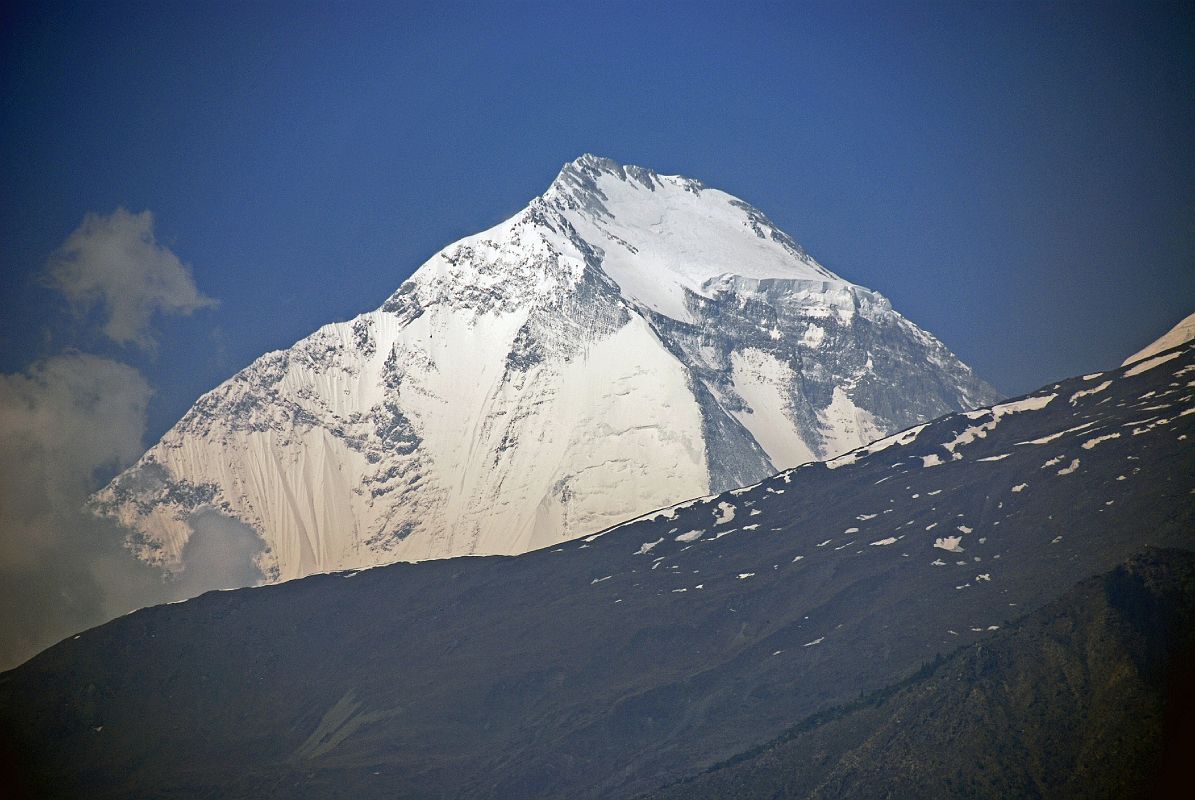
xmin=176 ymin=510 xmax=266 ymax=595
xmin=44 ymin=208 xmax=216 ymax=351
xmin=0 ymin=355 xmax=266 ymax=669
xmin=0 ymin=354 xmax=155 ymax=664
xmin=0 ymin=353 xmax=151 ymax=562
xmin=0 ymin=342 xmax=261 ymax=671
xmin=0 ymin=209 xmax=266 ymax=670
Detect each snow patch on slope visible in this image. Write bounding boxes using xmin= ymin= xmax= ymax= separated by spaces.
xmin=729 ymin=348 xmax=815 ymax=469
xmin=1124 ymin=350 xmax=1182 ymax=377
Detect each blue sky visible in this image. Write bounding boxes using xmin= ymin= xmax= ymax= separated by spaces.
xmin=2 ymin=0 xmax=1193 ymax=441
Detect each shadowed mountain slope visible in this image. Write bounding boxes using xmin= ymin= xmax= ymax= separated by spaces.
xmin=641 ymin=547 xmax=1195 ymax=800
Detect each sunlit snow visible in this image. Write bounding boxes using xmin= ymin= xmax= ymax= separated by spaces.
xmin=635 ymin=538 xmax=664 ymax=555
xmin=1069 ymin=380 xmax=1112 ymax=405
xmin=1057 ymin=459 xmax=1080 ymax=476
xmin=1123 ymin=349 xmax=1183 ymax=376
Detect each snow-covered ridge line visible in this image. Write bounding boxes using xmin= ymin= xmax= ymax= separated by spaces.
xmin=1122 ymin=311 xmax=1195 ymax=366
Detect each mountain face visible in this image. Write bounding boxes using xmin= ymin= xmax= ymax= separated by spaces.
xmin=91 ymin=154 xmax=998 ymax=581
xmin=7 ymin=343 xmax=1192 ymax=799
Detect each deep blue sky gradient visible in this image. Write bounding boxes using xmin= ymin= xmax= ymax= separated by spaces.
xmin=2 ymin=0 xmax=1193 ymax=440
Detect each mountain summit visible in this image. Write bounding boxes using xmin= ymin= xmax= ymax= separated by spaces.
xmin=93 ymin=155 xmax=998 ymax=581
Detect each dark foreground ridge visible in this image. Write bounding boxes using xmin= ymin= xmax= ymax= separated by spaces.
xmin=640 ymin=547 xmax=1195 ymax=799
xmin=2 ymin=344 xmax=1194 ymax=799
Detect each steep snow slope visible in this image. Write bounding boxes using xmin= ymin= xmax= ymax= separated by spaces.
xmin=93 ymin=155 xmax=998 ymax=581
xmin=1123 ymin=311 xmax=1195 ymax=366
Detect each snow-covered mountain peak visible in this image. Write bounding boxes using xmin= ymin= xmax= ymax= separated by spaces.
xmin=94 ymin=156 xmax=1000 ymax=583
xmin=540 ymin=154 xmax=845 ymax=322
xmin=549 ymin=153 xmax=667 ymax=203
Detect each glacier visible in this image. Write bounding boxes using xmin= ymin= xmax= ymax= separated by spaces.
xmin=92 ymin=154 xmax=1000 ymax=581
